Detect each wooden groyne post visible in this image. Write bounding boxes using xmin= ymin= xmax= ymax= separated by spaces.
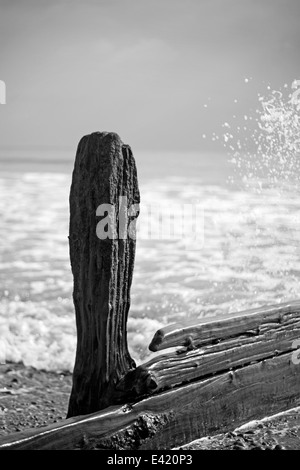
xmin=67 ymin=132 xmax=140 ymax=417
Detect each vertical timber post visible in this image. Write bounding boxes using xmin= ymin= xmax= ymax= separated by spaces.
xmin=67 ymin=132 xmax=140 ymax=418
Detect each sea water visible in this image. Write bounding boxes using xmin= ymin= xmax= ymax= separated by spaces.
xmin=0 ymin=85 xmax=300 ymax=372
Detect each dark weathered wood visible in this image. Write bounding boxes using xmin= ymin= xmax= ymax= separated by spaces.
xmin=149 ymin=300 xmax=300 ymax=352
xmin=67 ymin=132 xmax=140 ymax=418
xmin=116 ymin=303 xmax=300 ymax=397
xmin=1 ymin=351 xmax=300 ymax=450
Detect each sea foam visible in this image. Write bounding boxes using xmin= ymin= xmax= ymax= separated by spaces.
xmin=1 ymin=163 xmax=300 ymax=371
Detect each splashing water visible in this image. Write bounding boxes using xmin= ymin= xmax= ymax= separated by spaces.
xmin=222 ymin=81 xmax=300 ymax=192
xmin=218 ymin=80 xmax=300 ymax=252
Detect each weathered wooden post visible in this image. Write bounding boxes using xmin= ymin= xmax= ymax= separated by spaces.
xmin=67 ymin=132 xmax=140 ymax=418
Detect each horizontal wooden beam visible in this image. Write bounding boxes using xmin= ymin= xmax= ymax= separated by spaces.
xmin=116 ymin=309 xmax=300 ymax=397
xmin=149 ymin=300 xmax=300 ymax=352
xmin=0 ymin=351 xmax=300 ymax=450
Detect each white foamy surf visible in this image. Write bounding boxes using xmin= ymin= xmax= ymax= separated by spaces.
xmin=0 ymin=164 xmax=300 ymax=371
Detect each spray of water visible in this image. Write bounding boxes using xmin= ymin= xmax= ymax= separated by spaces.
xmin=206 ymin=80 xmax=300 ymax=304
xmin=222 ymin=81 xmax=300 ymax=192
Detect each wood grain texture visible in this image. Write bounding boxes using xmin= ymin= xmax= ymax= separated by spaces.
xmin=1 ymin=352 xmax=300 ymax=450
xmin=149 ymin=300 xmax=300 ymax=352
xmin=116 ymin=309 xmax=300 ymax=397
xmin=67 ymin=132 xmax=140 ymax=418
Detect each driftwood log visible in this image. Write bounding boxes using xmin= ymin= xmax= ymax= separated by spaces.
xmin=0 ymin=133 xmax=300 ymax=450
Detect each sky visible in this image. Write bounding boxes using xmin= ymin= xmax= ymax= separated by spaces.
xmin=0 ymin=0 xmax=299 ymax=154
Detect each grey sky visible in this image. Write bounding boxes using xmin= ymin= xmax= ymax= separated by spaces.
xmin=0 ymin=0 xmax=299 ymax=152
